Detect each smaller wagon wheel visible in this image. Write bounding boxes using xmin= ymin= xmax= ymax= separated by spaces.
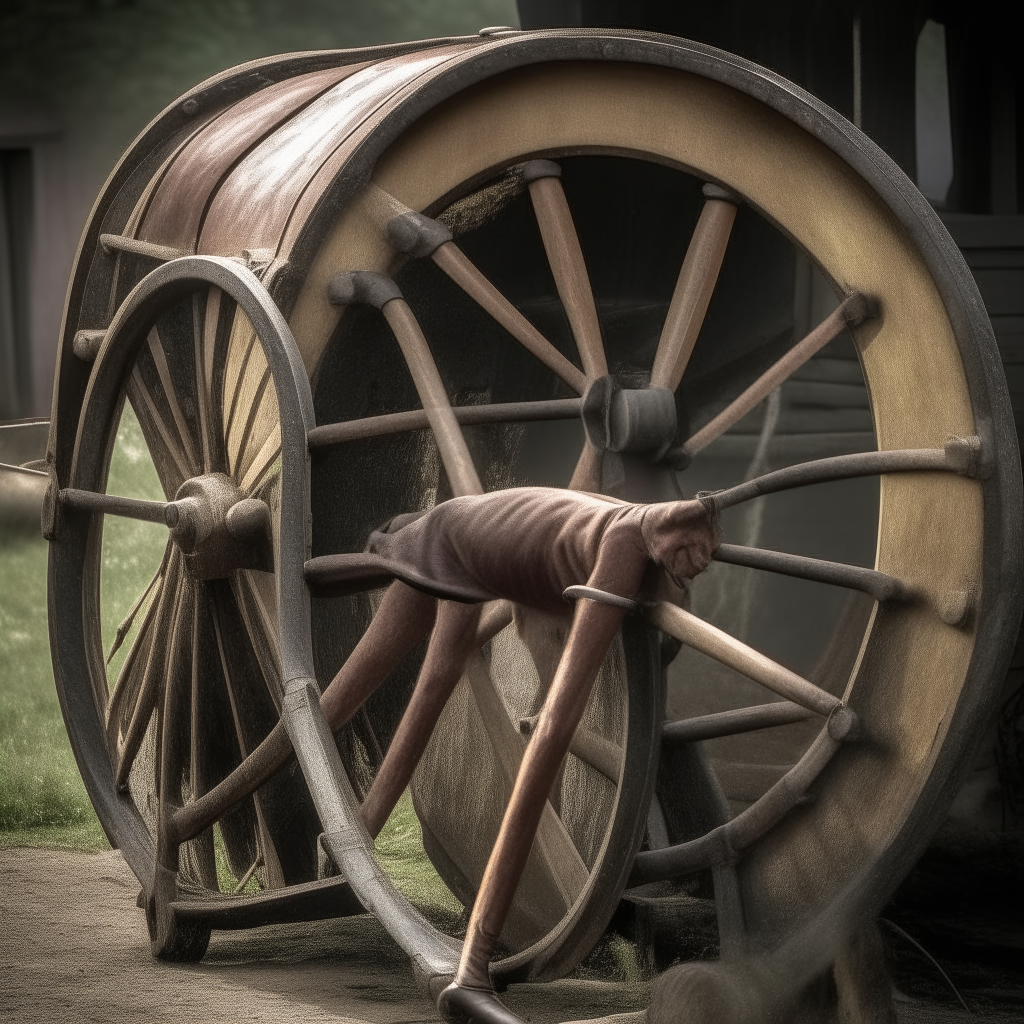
xmin=48 ymin=256 xmax=327 ymax=959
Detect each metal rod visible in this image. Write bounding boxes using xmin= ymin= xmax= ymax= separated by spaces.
xmin=100 ymin=233 xmax=189 ymax=262
xmin=431 ymin=242 xmax=589 ymax=394
xmin=649 ymin=190 xmax=737 ymax=391
xmin=307 ymin=398 xmax=581 ymax=449
xmin=629 ymin=728 xmax=840 ymax=884
xmin=663 ymin=701 xmax=817 ymax=744
xmin=702 ymin=445 xmax=971 ymax=513
xmin=684 ymin=292 xmax=875 ymax=457
xmin=381 ymin=299 xmax=483 ymax=497
xmin=644 ymin=601 xmax=840 ymax=717
xmin=61 ymin=487 xmax=173 ymax=525
xmin=713 ymin=543 xmax=910 ymax=602
xmin=526 ymin=172 xmax=607 ymax=379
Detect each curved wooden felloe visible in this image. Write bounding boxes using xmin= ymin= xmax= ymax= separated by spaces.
xmin=47 ymin=25 xmax=1021 ymax=1017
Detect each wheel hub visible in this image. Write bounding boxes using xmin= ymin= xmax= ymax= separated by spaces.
xmin=167 ymin=473 xmax=273 ymax=579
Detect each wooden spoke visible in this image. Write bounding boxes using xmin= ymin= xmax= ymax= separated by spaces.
xmin=231 ymin=854 xmax=263 ymax=895
xmin=228 ymin=362 xmax=272 ymax=481
xmin=230 ymin=572 xmax=282 ymax=710
xmin=713 ymin=543 xmax=910 ymax=602
xmin=381 ymin=299 xmax=483 ymax=497
xmin=630 ymin=727 xmax=842 ymax=885
xmin=683 ymin=292 xmax=875 ymax=457
xmin=128 ymin=367 xmax=191 ymax=488
xmin=568 ymin=441 xmax=603 ymax=492
xmin=463 ymin=652 xmax=588 ymax=909
xmin=179 ymin=590 xmax=219 ymax=891
xmin=238 ymin=424 xmax=281 ymax=494
xmin=158 ymin=578 xmax=197 ymax=805
xmin=193 ymin=288 xmax=223 ymax=473
xmin=221 ymin=314 xmax=259 ymax=451
xmin=106 ymin=578 xmax=162 ymax=755
xmin=703 ymin=441 xmax=978 ymax=514
xmin=649 ymin=191 xmax=738 ymax=391
xmin=211 ymin=579 xmax=321 ymax=886
xmin=663 ymin=701 xmax=817 ymax=745
xmin=519 ymin=165 xmax=612 ymax=495
xmin=519 ymin=715 xmax=623 ymax=784
xmin=106 ymin=547 xmax=168 ymax=665
xmin=234 ymin=569 xmax=282 ymax=678
xmin=307 ymin=398 xmax=581 ymax=450
xmin=209 ymin=582 xmax=287 ymax=888
xmin=146 ymin=326 xmax=201 ymax=471
xmin=644 ymin=601 xmax=840 ymax=717
xmin=526 ymin=168 xmax=607 ymax=380
xmin=115 ymin=550 xmax=183 ymax=793
xmin=431 ymin=243 xmax=589 ymax=394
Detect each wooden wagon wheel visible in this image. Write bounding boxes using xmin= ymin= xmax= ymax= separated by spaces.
xmin=46 ymin=26 xmax=1021 ymax=1011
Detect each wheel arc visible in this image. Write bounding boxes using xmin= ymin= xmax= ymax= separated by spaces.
xmin=284 ymin=32 xmax=1021 ymax=943
xmin=50 ymin=253 xmax=468 ymax=980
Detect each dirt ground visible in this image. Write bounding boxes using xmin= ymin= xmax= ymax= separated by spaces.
xmin=4 ymin=846 xmax=1019 ymax=1024
xmin=0 ymin=847 xmax=647 ymax=1024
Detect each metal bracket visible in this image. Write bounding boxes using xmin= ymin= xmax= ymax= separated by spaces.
xmin=562 ymin=584 xmax=638 ymax=612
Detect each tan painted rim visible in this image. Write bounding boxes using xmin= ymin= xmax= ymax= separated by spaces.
xmin=291 ymin=59 xmax=982 ymax=948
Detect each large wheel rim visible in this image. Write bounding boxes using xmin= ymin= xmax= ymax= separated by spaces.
xmin=289 ymin=35 xmax=1021 ymax=977
xmin=47 ymin=28 xmax=1022 ymax=999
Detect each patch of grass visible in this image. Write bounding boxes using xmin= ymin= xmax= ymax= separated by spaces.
xmin=374 ymin=790 xmax=465 ymax=932
xmin=0 ymin=406 xmax=164 ymax=851
xmin=0 ymin=531 xmax=107 ymax=847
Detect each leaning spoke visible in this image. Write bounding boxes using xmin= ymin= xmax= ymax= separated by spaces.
xmin=210 ymin=584 xmax=286 ymax=888
xmin=713 ymin=543 xmax=910 ymax=602
xmin=464 ymin=652 xmax=588 ymax=908
xmin=146 ymin=326 xmax=200 ymax=472
xmin=115 ymin=551 xmax=183 ymax=792
xmin=525 ymin=161 xmax=607 ymax=380
xmin=127 ymin=368 xmax=191 ymax=487
xmin=568 ymin=441 xmax=603 ymax=492
xmin=230 ymin=571 xmax=283 ymax=710
xmin=106 ymin=546 xmax=169 ymax=664
xmin=431 ymin=243 xmax=589 ymax=394
xmin=106 ymin=583 xmax=162 ymax=754
xmin=194 ymin=287 xmax=222 ymax=473
xmin=381 ymin=299 xmax=483 ymax=497
xmin=701 ymin=439 xmax=980 ymax=514
xmin=683 ymin=292 xmax=875 ymax=458
xmin=649 ymin=186 xmax=738 ymax=391
xmin=630 ymin=727 xmax=843 ymax=885
xmin=644 ymin=601 xmax=840 ymax=717
xmin=519 ymin=715 xmax=623 ymax=784
xmin=307 ymin=398 xmax=581 ymax=450
xmin=228 ymin=363 xmax=272 ymax=481
xmin=158 ymin=579 xmax=197 ymax=804
xmin=662 ymin=701 xmax=816 ymax=745
xmin=238 ymin=425 xmax=280 ymax=494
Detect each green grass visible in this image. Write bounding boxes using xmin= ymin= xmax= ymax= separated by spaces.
xmin=0 ymin=406 xmax=164 ymax=851
xmin=0 ymin=531 xmax=108 ymax=849
xmin=375 ymin=790 xmax=466 ymax=932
